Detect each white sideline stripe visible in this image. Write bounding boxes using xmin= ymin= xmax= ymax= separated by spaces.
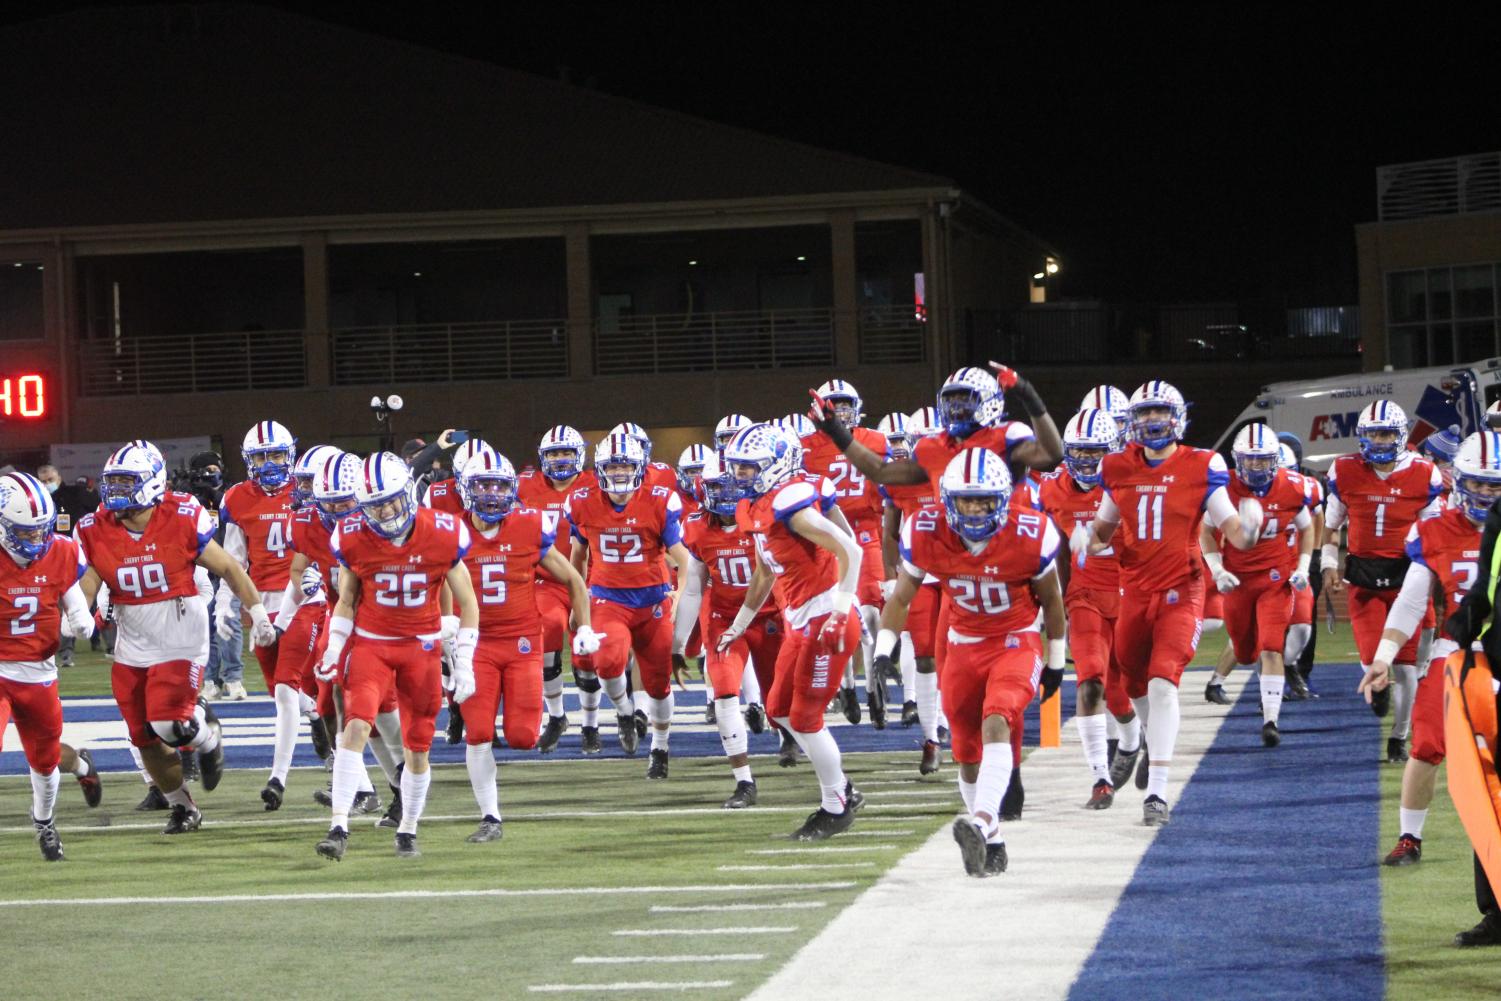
xmin=651 ymin=902 xmax=828 ymax=913
xmin=717 ymin=863 xmax=876 ymax=871
xmin=831 ymin=829 xmax=914 ymax=836
xmin=861 ymin=788 xmax=958 ymax=798
xmin=866 ymin=769 xmax=937 ymax=776
xmin=747 ymin=671 xmax=1255 ymax=1001
xmin=572 ymin=955 xmax=764 ymax=965
xmin=529 ymin=983 xmax=734 ymax=993
xmin=746 ymin=845 xmax=896 ymax=854
xmin=0 ymin=881 xmax=856 ymax=909
xmin=851 ymin=780 xmax=921 ymax=787
xmin=613 ymin=927 xmax=794 ymax=936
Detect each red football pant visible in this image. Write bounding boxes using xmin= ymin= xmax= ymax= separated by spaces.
xmin=1201 ymin=587 xmax=1224 ymax=621
xmin=768 ymin=611 xmax=861 ymax=732
xmin=274 ymin=602 xmax=328 ymax=694
xmin=111 ymin=661 xmax=201 ymax=748
xmin=1223 ymin=574 xmax=1295 ymax=664
xmin=252 ymin=638 xmax=280 ymax=692
xmin=537 ymin=580 xmax=571 ymax=655
xmin=907 ymin=582 xmax=941 ymax=658
xmin=1291 ymin=580 xmax=1314 ymax=626
xmin=856 ymin=537 xmax=885 ymax=607
xmin=586 ymin=598 xmax=674 ymax=698
xmin=1067 ymin=586 xmax=1132 ymax=717
xmin=1349 ymin=585 xmax=1420 ymax=665
xmin=461 ymin=635 xmax=543 ymax=748
xmin=343 ymin=637 xmax=442 ymax=752
xmin=0 ymin=676 xmax=63 ymax=773
xmin=1111 ymin=576 xmax=1206 ymax=699
xmin=1410 ymin=656 xmax=1447 ymax=765
xmin=942 ymin=633 xmax=1043 ymax=765
xmin=704 ymin=609 xmax=784 ymax=699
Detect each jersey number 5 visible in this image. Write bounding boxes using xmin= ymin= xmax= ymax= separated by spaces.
xmin=480 ymin=564 xmax=508 ymax=604
xmin=599 ymin=532 xmax=645 ymax=563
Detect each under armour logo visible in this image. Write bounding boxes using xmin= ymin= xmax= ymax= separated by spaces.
xmin=1389 ymin=488 xmax=1402 ymax=495
xmin=1161 ymin=476 xmax=1175 ymax=483
xmin=984 ymin=565 xmax=999 ymax=574
xmin=33 ymin=575 xmax=46 ymax=583
xmin=411 ymin=555 xmax=424 ymax=563
xmin=626 ymin=517 xmax=639 ymax=525
xmin=144 ymin=543 xmax=157 ymax=551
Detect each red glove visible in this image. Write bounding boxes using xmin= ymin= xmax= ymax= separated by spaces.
xmin=806 ymin=390 xmax=852 ymax=448
xmin=93 ymin=610 xmax=107 ymax=634
xmin=817 ymin=610 xmax=850 ymax=653
xmin=989 ymin=361 xmax=1020 ymax=390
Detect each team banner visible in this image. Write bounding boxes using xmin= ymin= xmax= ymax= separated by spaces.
xmin=49 ymin=436 xmax=212 ymax=483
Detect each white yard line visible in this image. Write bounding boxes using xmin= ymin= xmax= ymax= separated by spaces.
xmin=572 ymin=955 xmax=764 ymax=964
xmin=746 ymin=845 xmax=896 ymax=854
xmin=716 ymin=863 xmax=876 ymax=872
xmin=529 ymin=982 xmax=734 ymax=993
xmin=613 ymin=927 xmax=794 ymax=937
xmin=650 ymin=902 xmax=828 ymax=913
xmin=746 ymin=671 xmax=1252 ymax=1001
xmin=826 ymin=828 xmax=914 ymax=837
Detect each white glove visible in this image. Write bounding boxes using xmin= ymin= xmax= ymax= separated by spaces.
xmin=315 ymin=647 xmax=341 ymax=683
xmin=66 ymin=603 xmax=95 ymax=641
xmin=59 ymin=610 xmax=74 ymax=639
xmin=300 ymin=564 xmax=325 ymax=600
xmin=451 ymin=656 xmax=476 ymax=704
xmin=572 ymin=624 xmax=603 ymax=657
xmin=215 ymin=593 xmax=236 ymax=642
xmin=879 ymin=579 xmax=896 ymax=602
xmin=1212 ymin=567 xmax=1241 ymax=593
xmin=248 ymin=603 xmax=278 ymax=647
xmin=1237 ymin=496 xmax=1265 ymax=547
xmin=1069 ymin=523 xmax=1091 ymax=569
xmin=1289 ymin=570 xmax=1309 ymax=591
xmin=440 ymin=614 xmax=461 ymax=661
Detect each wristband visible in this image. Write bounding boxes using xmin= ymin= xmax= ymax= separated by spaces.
xmin=1047 ymin=638 xmax=1067 ymax=672
xmin=325 ymin=615 xmax=353 ymax=659
xmin=875 ymin=628 xmax=899 ymax=659
xmin=1320 ymin=544 xmax=1340 ymax=568
xmin=730 ymin=605 xmax=758 ymax=634
xmin=1203 ymin=551 xmax=1224 ymax=574
xmin=826 ymin=420 xmax=854 ymax=450
xmin=831 ymin=588 xmax=857 ymax=616
xmin=1013 ymin=378 xmax=1047 ymax=417
xmin=455 ymin=626 xmax=479 ymax=659
xmin=1373 ymin=638 xmax=1401 ymax=666
xmin=1296 ymin=553 xmax=1311 ymax=577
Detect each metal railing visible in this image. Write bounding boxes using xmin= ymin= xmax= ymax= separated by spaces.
xmin=857 ymin=304 xmax=927 ymax=364
xmin=595 ymin=307 xmax=835 ymax=374
xmin=1378 ymin=151 xmax=1501 ymax=221
xmin=332 ymin=319 xmax=568 ymax=385
xmin=78 ymin=329 xmax=306 ymax=396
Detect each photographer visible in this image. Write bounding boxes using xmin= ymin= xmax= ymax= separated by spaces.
xmin=401 ymin=428 xmax=461 ymax=499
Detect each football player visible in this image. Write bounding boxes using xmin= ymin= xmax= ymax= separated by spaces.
xmin=714 ymin=414 xmax=754 ymax=457
xmin=422 ymin=438 xmax=487 ymax=514
xmin=1080 ymin=385 xmax=1130 ymax=440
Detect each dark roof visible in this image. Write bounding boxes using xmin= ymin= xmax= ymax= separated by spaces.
xmin=0 ymin=4 xmax=953 ymax=231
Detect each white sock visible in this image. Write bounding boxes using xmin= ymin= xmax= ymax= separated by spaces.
xmin=716 ymin=695 xmax=748 ymax=758
xmin=1105 ymin=714 xmax=1121 ymax=742
xmin=397 ymin=767 xmax=431 ymax=835
xmin=71 ymin=752 xmax=91 ymax=778
xmin=466 ymin=743 xmax=501 ymax=821
xmin=603 ymin=675 xmax=629 ymax=715
xmin=1415 ymin=629 xmax=1435 ymax=677
xmin=1261 ymin=675 xmax=1284 ymax=725
xmin=649 ymin=694 xmax=674 ymax=751
xmin=632 ymin=690 xmax=649 ymax=715
xmin=916 ymin=671 xmax=940 ymax=743
xmin=299 ymin=689 xmax=318 ymax=716
xmin=271 ymin=684 xmax=301 ymax=785
xmin=1075 ymin=713 xmax=1110 ymax=783
xmin=185 ymin=703 xmax=219 ymax=753
xmin=958 ymin=776 xmax=977 ymax=815
xmin=330 ymin=747 xmax=365 ymax=831
xmin=899 ymin=635 xmax=917 ymax=701
xmin=973 ymin=741 xmax=1013 ymax=835
xmin=543 ymin=657 xmax=565 ymax=717
xmin=164 ymin=785 xmax=195 ymax=809
xmin=1390 ymin=664 xmax=1418 ymax=739
xmin=30 ymin=768 xmax=60 ymax=822
xmin=1116 ymin=714 xmax=1141 ymax=753
xmin=1145 ymin=678 xmax=1179 ymax=800
xmin=1284 ymin=623 xmax=1311 ymax=665
xmin=736 ymin=659 xmax=759 ymax=707
xmin=369 ymin=713 xmax=402 ymax=787
xmin=129 ymin=744 xmax=150 ymax=784
xmin=580 ymin=687 xmax=601 ymax=727
xmin=1400 ymin=806 xmax=1429 ymax=839
xmin=1201 ymin=617 xmax=1223 ymax=635
xmin=1130 ymin=694 xmax=1152 ymax=733
xmin=795 ymin=727 xmax=848 ymax=813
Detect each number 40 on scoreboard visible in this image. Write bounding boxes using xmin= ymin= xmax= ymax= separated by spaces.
xmin=0 ymin=373 xmax=47 ymax=418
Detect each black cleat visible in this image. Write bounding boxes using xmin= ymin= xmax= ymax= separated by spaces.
xmin=723 ymin=780 xmax=758 ymax=809
xmin=581 ymin=725 xmax=602 ymax=755
xmin=1107 ymin=737 xmax=1119 ymax=766
xmin=312 ymin=786 xmax=333 ymax=807
xmin=1284 ymin=668 xmax=1311 ymax=700
xmin=792 ymin=806 xmax=855 ymax=841
xmin=634 ymin=709 xmax=648 ymax=740
xmin=1383 ymin=834 xmax=1422 ymax=866
xmin=982 ymin=842 xmax=1009 ymax=876
xmin=1135 ymin=742 xmax=1151 ymax=790
xmin=445 ymin=707 xmax=465 ymax=746
xmin=1001 ymin=767 xmax=1024 ymax=821
xmin=844 ymin=780 xmax=865 ymax=813
xmin=937 ymin=723 xmax=950 ymax=742
xmin=952 ymin=818 xmax=988 ymax=876
xmin=1085 ymin=780 xmax=1115 ymax=810
xmin=1387 ymin=737 xmax=1409 ymax=763
xmin=1454 ymin=915 xmax=1501 ymax=948
xmin=1204 ymin=679 xmax=1230 ymax=705
xmin=163 ymin=803 xmax=202 ymax=835
xmin=377 ymin=790 xmax=403 ymax=830
xmin=617 ymin=715 xmax=640 ymax=756
xmin=198 ymin=729 xmax=225 ymax=792
xmin=180 ymin=750 xmax=200 ymax=784
xmin=135 ymin=785 xmax=169 ymax=811
xmin=920 ymin=740 xmax=941 ymax=776
xmin=261 ymin=777 xmax=284 ymax=811
xmin=704 ymin=699 xmax=717 ymax=724
xmin=1142 ymin=794 xmax=1171 ymax=827
xmin=308 ymin=715 xmax=332 ymax=760
xmin=467 ymin=817 xmax=503 ymax=843
xmin=646 ymin=748 xmax=670 ymax=780
xmin=1370 ymin=686 xmax=1391 ymax=718
xmin=839 ymin=687 xmax=861 ymax=725
xmin=75 ymin=749 xmax=102 ymax=808
xmin=868 ymin=683 xmax=887 ymax=730
xmin=1262 ymin=721 xmax=1281 ymax=747
xmin=316 ymin=826 xmax=348 ymax=861
xmin=901 ymin=700 xmax=919 ymax=727
xmin=394 ymin=832 xmax=420 ymax=858
xmin=352 ymin=790 xmax=381 ymax=815
xmin=1108 ymin=744 xmax=1141 ymax=789
xmin=778 ymin=731 xmax=799 ymax=767
xmin=537 ymin=714 xmax=569 ymax=754
xmin=744 ymin=703 xmax=766 ymax=735
xmin=492 ymin=732 xmax=508 ymax=750
xmin=34 ymin=816 xmax=64 ymax=862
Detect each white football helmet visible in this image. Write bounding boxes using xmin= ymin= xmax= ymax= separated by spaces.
xmin=725 ymin=423 xmax=798 ymax=498
xmin=936 ymin=367 xmax=1000 ymax=436
xmin=0 ymin=471 xmax=58 ymax=562
xmin=1276 ymin=442 xmax=1299 ymax=470
xmin=241 ymin=420 xmax=297 ymax=490
xmin=697 ymin=451 xmax=741 ymax=517
xmin=815 ymin=379 xmax=864 ymax=429
xmin=1080 ymin=385 xmax=1130 ymax=435
xmin=1231 ymin=422 xmax=1281 ymax=494
xmin=1127 ymin=381 xmax=1189 ymax=449
xmin=101 ymin=441 xmax=167 ymax=512
xmin=714 ymin=414 xmax=754 ymax=453
xmin=1355 ymin=400 xmax=1408 ymax=465
xmin=1062 ymin=409 xmax=1118 ymax=487
xmin=908 ymin=406 xmax=942 ymax=438
xmin=677 ymin=443 xmax=710 ymax=496
xmin=1486 ymin=400 xmax=1501 ymax=431
xmin=312 ymin=451 xmax=360 ymax=529
xmin=355 ymin=452 xmax=417 ymax=539
xmin=876 ymin=411 xmax=915 ymax=460
xmin=778 ymin=413 xmax=815 ymax=439
xmin=451 ymin=438 xmax=491 ymax=478
xmin=595 ymin=433 xmax=646 ymax=493
xmin=459 ymin=444 xmax=518 ymax=524
xmin=609 ymin=422 xmax=653 ymax=463
xmin=1453 ymin=431 xmax=1501 ymax=523
xmin=291 ymin=444 xmax=340 ymax=510
xmin=538 ymin=425 xmax=587 ymax=481
xmin=939 ymin=448 xmax=1013 ymax=542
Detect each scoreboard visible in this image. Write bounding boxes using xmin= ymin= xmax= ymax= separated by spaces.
xmin=0 ymin=371 xmax=47 ymax=419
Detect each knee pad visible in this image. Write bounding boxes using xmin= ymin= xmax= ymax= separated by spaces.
xmin=543 ymin=656 xmax=563 ymax=683
xmin=573 ymin=669 xmax=601 ymax=694
xmin=150 ymin=718 xmax=199 ymax=748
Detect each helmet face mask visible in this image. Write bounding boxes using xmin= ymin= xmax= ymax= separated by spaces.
xmin=1063 ymin=408 xmax=1118 ymax=486
xmin=1126 ymin=381 xmax=1188 ymax=450
xmin=356 ymin=454 xmax=417 ymax=539
xmin=1065 ymin=445 xmax=1108 ymax=485
xmin=676 ymin=444 xmax=709 ymax=497
xmin=815 ymin=380 xmax=863 ymax=430
xmin=291 ymin=445 xmax=339 ymax=510
xmin=595 ymin=434 xmax=645 ymax=494
xmin=0 ymin=472 xmax=58 ymax=562
xmin=1231 ymin=422 xmax=1279 ymax=494
xmin=1453 ymin=432 xmax=1501 ymax=522
xmin=939 ymin=449 xmax=1012 ymax=543
xmin=312 ymin=451 xmax=359 ymax=529
xmin=538 ymin=426 xmax=586 ymax=481
xmin=936 ymin=368 xmax=999 ymax=437
xmin=1356 ymin=401 xmax=1408 ymax=465
xmin=101 ymin=443 xmax=166 ymax=513
xmin=241 ymin=421 xmax=297 ymax=490
xmin=462 ymin=474 xmax=517 ymax=523
xmin=697 ymin=453 xmax=741 ymax=517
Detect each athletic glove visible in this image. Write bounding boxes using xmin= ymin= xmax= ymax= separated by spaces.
xmin=1212 ymin=567 xmax=1240 ymax=593
xmin=880 ymin=579 xmax=897 ymax=602
xmin=990 ymin=362 xmax=1047 ymax=417
xmin=300 ymin=564 xmax=325 ymax=599
xmin=572 ymin=624 xmax=603 ymax=657
xmin=806 ymin=390 xmax=853 ymax=449
xmin=248 ymin=603 xmax=278 ymax=648
xmin=440 ymin=614 xmax=461 ymax=663
xmin=1289 ymin=570 xmax=1309 ymax=591
xmin=1040 ymin=667 xmax=1065 ymax=701
xmin=817 ymin=610 xmax=850 ymax=654
xmin=450 ymin=658 xmax=476 ymax=704
xmin=214 ymin=589 xmax=236 ymax=641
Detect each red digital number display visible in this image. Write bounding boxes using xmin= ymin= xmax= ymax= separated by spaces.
xmin=0 ymin=373 xmax=47 ymax=418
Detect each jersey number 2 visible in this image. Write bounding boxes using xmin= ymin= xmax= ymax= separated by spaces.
xmin=373 ymin=571 xmax=428 ymax=608
xmin=9 ymin=595 xmax=39 ymax=636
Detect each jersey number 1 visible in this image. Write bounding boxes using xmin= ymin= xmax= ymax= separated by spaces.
xmin=1136 ymin=493 xmax=1164 ymax=541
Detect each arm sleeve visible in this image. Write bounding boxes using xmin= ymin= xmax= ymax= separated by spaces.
xmin=672 ymin=558 xmax=706 ymax=653
xmin=1095 ymin=492 xmax=1121 ymax=524
xmin=539 ymin=511 xmax=559 ymax=552
xmin=1383 ymin=561 xmax=1434 ymax=639
xmin=1035 ymin=517 xmax=1061 ymax=577
xmin=222 ymin=521 xmax=249 ymax=566
xmin=1293 ymin=506 xmax=1312 ymax=530
xmin=330 ymin=525 xmax=350 ymax=569
xmin=193 ymin=565 xmax=214 ymax=602
xmin=1324 ymin=490 xmax=1348 ymax=530
xmin=1205 ymin=486 xmax=1237 ymax=529
xmin=661 ymin=491 xmax=684 ymax=547
xmin=454 ymin=519 xmax=471 ymax=563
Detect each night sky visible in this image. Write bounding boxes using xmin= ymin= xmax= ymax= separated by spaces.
xmin=21 ymin=4 xmax=1501 ymax=308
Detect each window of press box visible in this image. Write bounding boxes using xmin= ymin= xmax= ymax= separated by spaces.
xmin=0 ymin=260 xmax=45 ymax=340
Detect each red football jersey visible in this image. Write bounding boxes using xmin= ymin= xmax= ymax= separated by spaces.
xmin=644 ymin=461 xmax=677 ymax=494
xmin=290 ymin=508 xmax=337 ymax=595
xmin=332 ymin=508 xmax=469 ymax=635
xmin=464 ymin=508 xmax=558 ymax=638
xmin=913 ymin=422 xmax=1036 ymax=496
xmin=76 ymin=493 xmax=215 ymax=605
xmin=421 ymin=478 xmax=465 ymax=516
xmin=1037 ymin=469 xmax=1119 ymax=593
xmin=880 ymin=479 xmax=936 ymax=519
xmin=801 ymin=427 xmax=887 ymax=525
xmin=736 ymin=475 xmax=839 ymax=623
xmin=0 ymin=537 xmax=87 ymax=662
xmin=1328 ymin=453 xmax=1441 ymax=560
xmin=220 ymin=480 xmax=294 ymax=591
xmin=518 ymin=468 xmax=596 ymax=564
xmin=1407 ymin=506 xmax=1482 ymax=609
xmin=682 ymin=512 xmax=774 ymax=618
xmin=565 ymin=482 xmax=684 ymax=592
xmin=1099 ymin=444 xmax=1229 ymax=592
xmin=902 ymin=504 xmax=1059 ymax=637
xmin=1222 ymin=470 xmax=1310 ymax=575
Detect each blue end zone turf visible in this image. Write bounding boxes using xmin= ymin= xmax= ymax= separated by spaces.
xmin=1068 ymin=664 xmax=1384 ymax=1001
